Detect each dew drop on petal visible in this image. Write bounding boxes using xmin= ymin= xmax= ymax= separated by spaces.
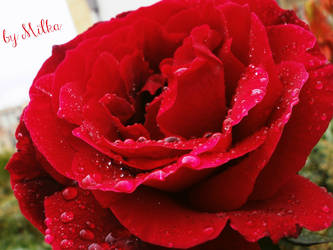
xmin=203 ymin=227 xmax=214 ymax=236
xmin=322 ymin=205 xmax=330 ymax=213
xmin=45 ymin=234 xmax=54 ymax=244
xmin=88 ymin=243 xmax=102 ymax=250
xmin=86 ymin=221 xmax=96 ymax=229
xmin=136 ymin=136 xmax=147 ymax=142
xmin=44 ymin=217 xmax=52 ymax=227
xmin=164 ymin=136 xmax=181 ymax=143
xmin=124 ymin=139 xmax=135 ymax=145
xmin=321 ymin=113 xmax=327 ymax=121
xmin=179 ymin=155 xmax=200 ymax=168
xmin=60 ymin=239 xmax=74 ymax=249
xmin=79 ymin=229 xmax=95 ymax=240
xmin=60 ymin=211 xmax=74 ymax=223
xmin=81 ymin=175 xmax=96 ymax=187
xmin=247 ymin=220 xmax=253 ymax=225
xmin=105 ymin=232 xmax=116 ymax=245
xmin=62 ymin=187 xmax=78 ymax=201
xmin=315 ymin=81 xmax=323 ymax=90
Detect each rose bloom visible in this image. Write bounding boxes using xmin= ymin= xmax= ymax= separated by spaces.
xmin=6 ymin=0 xmax=333 ymax=249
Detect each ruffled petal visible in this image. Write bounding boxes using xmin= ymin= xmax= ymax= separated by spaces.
xmin=107 ymin=187 xmax=228 ymax=249
xmin=44 ymin=187 xmax=126 ymax=250
xmin=6 ymin=121 xmax=64 ymax=232
xmin=25 ymin=75 xmax=80 ymax=179
xmin=229 ymin=176 xmax=333 ymax=243
xmin=251 ymin=64 xmax=333 ymax=200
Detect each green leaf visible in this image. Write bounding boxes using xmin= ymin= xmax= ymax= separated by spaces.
xmin=284 ymin=229 xmax=333 ymax=246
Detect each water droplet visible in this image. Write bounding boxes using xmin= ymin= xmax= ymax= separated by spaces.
xmin=45 ymin=234 xmax=54 ymax=244
xmin=81 ymin=175 xmax=96 ymax=187
xmin=136 ymin=136 xmax=146 ymax=142
xmin=322 ymin=205 xmax=330 ymax=213
xmin=167 ymin=242 xmax=174 ymax=248
xmin=80 ymin=229 xmax=95 ymax=240
xmin=291 ymin=88 xmax=300 ymax=97
xmin=124 ymin=139 xmax=135 ymax=145
xmin=174 ymin=67 xmax=188 ymax=76
xmin=62 ymin=187 xmax=78 ymax=201
xmin=17 ymin=132 xmax=23 ymax=138
xmin=251 ymin=89 xmax=263 ymax=96
xmin=247 ymin=220 xmax=253 ymax=225
xmin=86 ymin=221 xmax=95 ymax=229
xmin=88 ymin=243 xmax=102 ymax=250
xmin=321 ymin=113 xmax=327 ymax=121
xmin=164 ymin=136 xmax=181 ymax=143
xmin=315 ymin=81 xmax=323 ymax=90
xmin=60 ymin=211 xmax=74 ymax=223
xmin=45 ymin=228 xmax=51 ymax=234
xmin=44 ymin=217 xmax=52 ymax=227
xmin=203 ymin=227 xmax=214 ymax=235
xmin=105 ymin=232 xmax=116 ymax=244
xmin=203 ymin=132 xmax=213 ymax=138
xmin=60 ymin=239 xmax=74 ymax=249
xmin=179 ymin=155 xmax=200 ymax=168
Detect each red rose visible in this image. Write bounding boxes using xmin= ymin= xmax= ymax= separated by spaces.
xmin=6 ymin=0 xmax=333 ymax=249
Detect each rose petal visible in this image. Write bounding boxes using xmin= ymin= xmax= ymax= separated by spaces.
xmin=108 ymin=187 xmax=228 ymax=249
xmin=229 ymin=175 xmax=333 ymax=243
xmin=219 ymin=2 xmax=251 ymax=63
xmin=24 ymin=76 xmax=79 ymax=179
xmin=232 ymin=13 xmax=283 ymax=140
xmin=44 ymin=187 xmax=124 ymax=249
xmin=158 ymin=57 xmax=225 ymax=138
xmin=6 ymin=121 xmax=63 ymax=232
xmin=190 ymin=227 xmax=260 ymax=250
xmin=57 ymin=81 xmax=84 ymax=125
xmin=251 ymin=64 xmax=333 ymax=200
xmin=267 ymin=24 xmax=317 ymax=64
xmin=218 ymin=38 xmax=246 ymax=102
xmin=189 ymin=61 xmax=308 ymax=212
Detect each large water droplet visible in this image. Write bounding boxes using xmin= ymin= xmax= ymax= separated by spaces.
xmin=44 ymin=234 xmax=54 ymax=244
xmin=60 ymin=211 xmax=74 ymax=223
xmin=80 ymin=229 xmax=95 ymax=240
xmin=179 ymin=155 xmax=200 ymax=168
xmin=62 ymin=187 xmax=78 ymax=201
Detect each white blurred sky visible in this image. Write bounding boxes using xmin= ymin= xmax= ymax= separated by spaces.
xmin=0 ymin=0 xmax=159 ymax=110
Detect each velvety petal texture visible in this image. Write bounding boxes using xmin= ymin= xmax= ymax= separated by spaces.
xmin=5 ymin=0 xmax=333 ymax=249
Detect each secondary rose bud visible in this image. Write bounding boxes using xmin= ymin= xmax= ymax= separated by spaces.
xmin=6 ymin=0 xmax=333 ymax=249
